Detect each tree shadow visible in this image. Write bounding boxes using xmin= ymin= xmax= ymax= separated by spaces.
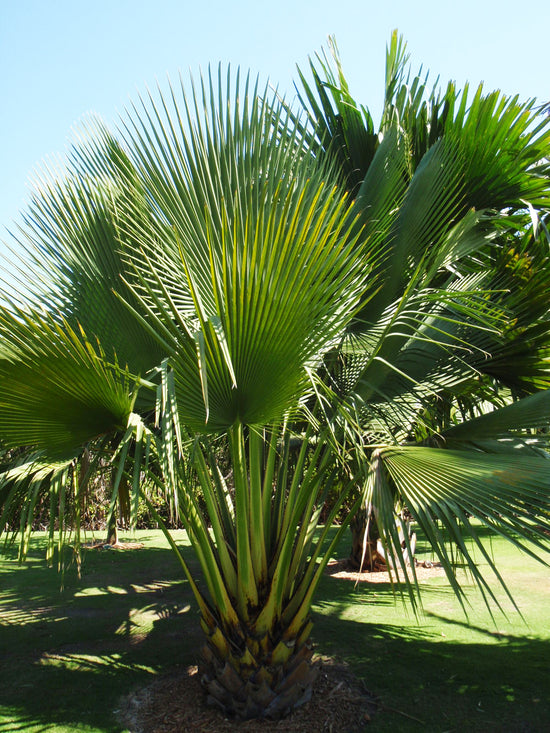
xmin=1 ymin=538 xmax=549 ymax=732
xmin=0 ymin=541 xmax=203 ymax=731
xmin=311 ymin=611 xmax=550 ymax=732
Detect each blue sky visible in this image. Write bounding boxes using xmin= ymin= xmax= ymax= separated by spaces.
xmin=1 ymin=0 xmax=549 ymax=246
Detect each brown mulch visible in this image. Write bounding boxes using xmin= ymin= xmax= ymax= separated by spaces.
xmin=82 ymin=541 xmax=145 ymax=550
xmin=116 ymin=657 xmax=378 ymax=733
xmin=325 ymin=558 xmax=445 ymax=583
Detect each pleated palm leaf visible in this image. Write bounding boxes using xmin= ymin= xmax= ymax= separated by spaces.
xmin=0 ymin=120 xmax=168 ymax=548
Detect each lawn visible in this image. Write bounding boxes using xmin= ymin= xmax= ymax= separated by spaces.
xmin=0 ymin=528 xmax=548 ymax=732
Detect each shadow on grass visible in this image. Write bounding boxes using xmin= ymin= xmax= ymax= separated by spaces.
xmin=0 ymin=542 xmax=203 ymax=731
xmin=313 ymin=611 xmax=550 ymax=732
xmin=1 ymin=537 xmax=549 ymax=732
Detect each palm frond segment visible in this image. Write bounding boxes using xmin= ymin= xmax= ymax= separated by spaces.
xmin=372 ymin=444 xmax=550 ymax=612
xmin=118 ymin=69 xmax=371 ymax=432
xmin=0 ymin=307 xmax=136 ymax=457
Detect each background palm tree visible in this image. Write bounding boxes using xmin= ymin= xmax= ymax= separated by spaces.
xmin=1 ymin=38 xmax=550 ymax=721
xmin=298 ymin=32 xmax=550 ymax=570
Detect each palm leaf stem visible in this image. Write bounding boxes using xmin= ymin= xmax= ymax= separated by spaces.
xmin=140 ymin=491 xmax=218 ymax=628
xmin=228 ymin=422 xmax=258 ymax=617
xmin=261 ymin=426 xmax=279 ymax=555
xmin=282 ymin=484 xmax=363 ymax=636
xmin=193 ymin=445 xmax=238 ymax=597
xmin=248 ymin=427 xmax=268 ymax=585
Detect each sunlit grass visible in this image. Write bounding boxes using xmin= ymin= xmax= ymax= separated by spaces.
xmin=0 ymin=528 xmax=548 ymax=732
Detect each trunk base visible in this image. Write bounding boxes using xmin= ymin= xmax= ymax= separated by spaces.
xmin=200 ymin=625 xmax=318 ymax=720
xmin=348 ymin=509 xmax=416 ymax=572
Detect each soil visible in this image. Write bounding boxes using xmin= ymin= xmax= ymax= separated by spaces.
xmin=83 ymin=541 xmax=145 ymax=550
xmin=325 ymin=557 xmax=445 ymax=583
xmin=116 ymin=657 xmax=378 ymax=733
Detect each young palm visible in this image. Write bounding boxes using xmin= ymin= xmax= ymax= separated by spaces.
xmin=1 ymin=44 xmax=549 ymax=723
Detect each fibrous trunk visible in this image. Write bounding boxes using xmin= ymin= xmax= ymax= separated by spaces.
xmin=348 ymin=508 xmax=385 ymax=571
xmin=348 ymin=508 xmax=416 ymax=571
xmin=105 ymin=511 xmax=118 ymax=545
xmin=200 ymin=616 xmax=317 ymax=720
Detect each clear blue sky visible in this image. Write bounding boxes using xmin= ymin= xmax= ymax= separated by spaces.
xmin=1 ymin=0 xmax=549 ymax=246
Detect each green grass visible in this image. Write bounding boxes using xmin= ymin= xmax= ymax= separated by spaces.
xmin=314 ymin=530 xmax=550 ymax=732
xmin=0 ymin=528 xmax=549 ymax=732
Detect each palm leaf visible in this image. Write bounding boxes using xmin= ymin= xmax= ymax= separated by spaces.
xmin=7 ymin=120 xmax=167 ymax=382
xmin=440 ymin=389 xmax=550 ymax=441
xmin=0 ymin=307 xmax=137 ymax=457
xmin=374 ymin=445 xmax=550 ymax=612
xmin=116 ymin=69 xmax=372 ymax=432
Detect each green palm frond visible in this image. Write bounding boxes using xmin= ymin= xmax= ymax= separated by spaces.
xmin=8 ymin=119 xmax=166 ymax=379
xmin=0 ymin=307 xmax=137 ymax=457
xmin=116 ymin=69 xmax=372 ymax=431
xmin=440 ymin=389 xmax=550 ymax=442
xmin=0 ymin=453 xmax=72 ymax=562
xmin=295 ymin=35 xmax=378 ymax=195
xmin=374 ymin=444 xmax=550 ymax=610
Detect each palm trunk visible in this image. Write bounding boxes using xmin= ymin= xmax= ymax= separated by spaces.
xmin=348 ymin=508 xmax=386 ymax=571
xmin=105 ymin=511 xmax=118 ymax=545
xmin=201 ymin=615 xmax=317 ymax=719
xmin=155 ymin=417 xmax=357 ymax=720
xmin=348 ymin=508 xmax=416 ymax=572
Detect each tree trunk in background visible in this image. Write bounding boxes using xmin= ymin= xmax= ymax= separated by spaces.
xmin=106 ymin=511 xmax=118 ymax=545
xmin=348 ymin=508 xmax=385 ymax=571
xmin=348 ymin=509 xmax=416 ymax=571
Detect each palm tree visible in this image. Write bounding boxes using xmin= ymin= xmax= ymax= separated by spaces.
xmin=298 ymin=33 xmax=550 ymax=570
xmin=1 ymin=41 xmax=550 ymax=721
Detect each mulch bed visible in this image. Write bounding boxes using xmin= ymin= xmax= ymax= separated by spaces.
xmin=116 ymin=657 xmax=378 ymax=732
xmin=325 ymin=558 xmax=445 ymax=583
xmin=83 ymin=541 xmax=145 ymax=550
